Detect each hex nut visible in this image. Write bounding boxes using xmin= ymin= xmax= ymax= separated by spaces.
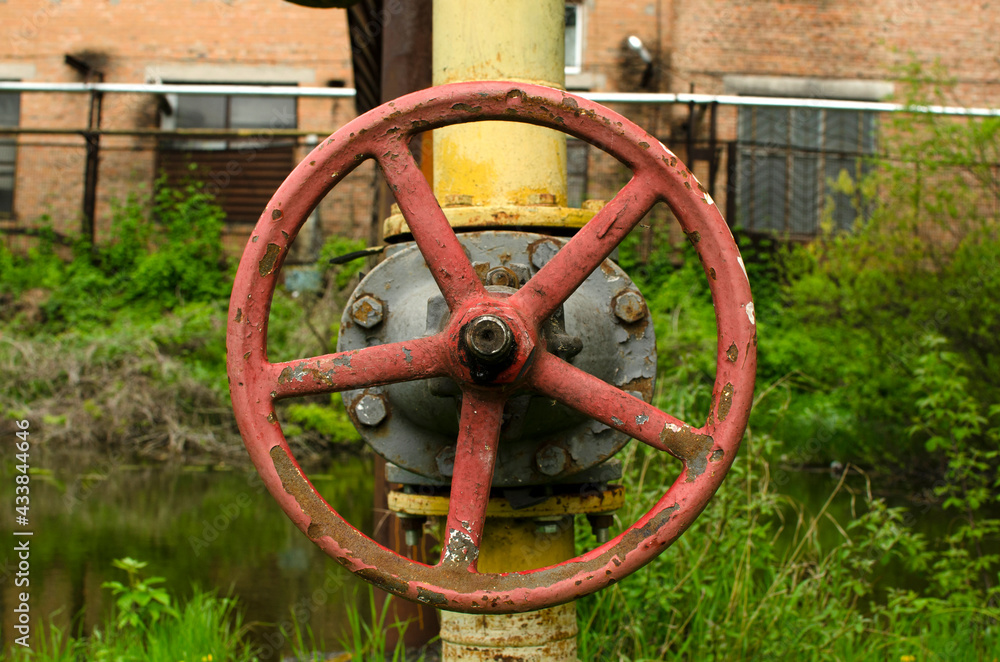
xmin=528 ymin=192 xmax=557 ymax=206
xmin=351 ymin=295 xmax=384 ymax=329
xmin=535 ymin=445 xmax=568 ymax=476
xmin=436 ymin=445 xmax=456 ymax=477
xmin=485 ymin=265 xmax=519 ymax=288
xmin=613 ymin=290 xmax=646 ymax=323
xmin=534 ymin=516 xmax=565 ymax=535
xmin=587 ymin=514 xmax=615 ymax=544
xmin=354 ymin=394 xmax=387 ymax=426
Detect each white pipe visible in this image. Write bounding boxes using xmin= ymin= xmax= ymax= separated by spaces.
xmin=579 ymin=91 xmax=1000 ymax=117
xmin=0 ymin=81 xmax=355 ymax=98
xmin=1 ymin=81 xmax=999 ymax=117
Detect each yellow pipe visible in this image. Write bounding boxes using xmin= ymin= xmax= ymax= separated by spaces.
xmin=432 ymin=0 xmax=568 ymax=208
xmin=430 ymin=2 xmax=579 ymax=659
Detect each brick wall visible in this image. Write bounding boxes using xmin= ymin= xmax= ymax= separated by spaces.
xmin=3 ymin=0 xmax=1000 ymax=250
xmin=1 ymin=0 xmax=373 ymax=251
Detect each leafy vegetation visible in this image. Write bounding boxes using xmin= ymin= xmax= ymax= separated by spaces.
xmin=1 ymin=559 xmax=256 ymax=662
xmin=0 ymin=179 xmax=364 ymax=457
xmin=1 ymin=65 xmax=998 ymax=661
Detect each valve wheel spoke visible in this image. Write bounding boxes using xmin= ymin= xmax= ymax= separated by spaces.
xmin=511 ymin=176 xmax=659 ymax=326
xmin=528 ymin=351 xmax=714 ymax=471
xmin=440 ymin=390 xmax=504 ymax=572
xmin=267 ymin=334 xmax=449 ymax=400
xmin=376 ymin=146 xmax=485 ymax=310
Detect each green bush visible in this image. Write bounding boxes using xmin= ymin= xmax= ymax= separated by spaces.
xmin=0 ymin=177 xmax=230 ymax=331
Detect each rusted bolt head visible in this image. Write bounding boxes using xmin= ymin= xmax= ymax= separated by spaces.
xmin=436 ymin=446 xmax=456 ymax=477
xmin=528 ymin=192 xmax=557 ymax=206
xmin=354 ymin=393 xmax=387 ymax=426
xmin=485 ymin=266 xmax=519 ymax=289
xmin=535 ymin=445 xmax=568 ymax=476
xmin=529 ymin=240 xmax=560 ymax=270
xmin=613 ymin=290 xmax=646 ymax=323
xmin=462 ymin=315 xmax=514 ymax=363
xmin=351 ymin=294 xmax=384 ymax=329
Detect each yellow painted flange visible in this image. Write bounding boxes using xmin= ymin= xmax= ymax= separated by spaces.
xmin=387 ymin=485 xmax=624 ymax=518
xmin=383 ymin=203 xmax=604 ymax=241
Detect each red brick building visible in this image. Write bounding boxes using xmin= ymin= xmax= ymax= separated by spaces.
xmin=1 ymin=0 xmax=998 ymax=249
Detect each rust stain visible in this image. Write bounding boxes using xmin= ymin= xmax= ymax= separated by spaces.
xmin=726 ymin=342 xmax=738 ymax=362
xmin=271 ymin=209 xmax=283 ymax=221
xmin=416 ymin=588 xmax=448 ymax=607
xmin=660 ymin=424 xmax=714 ymax=481
xmin=258 ymin=243 xmax=281 ymax=277
xmin=234 ymin=307 xmax=242 ymax=322
xmin=718 ymin=383 xmax=734 ymax=422
xmin=709 ymin=267 xmax=717 ymax=280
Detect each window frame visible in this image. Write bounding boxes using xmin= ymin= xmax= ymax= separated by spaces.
xmin=160 ymin=83 xmax=298 ymax=151
xmin=0 ymin=85 xmax=20 ymax=220
xmin=565 ymin=2 xmax=584 ymax=76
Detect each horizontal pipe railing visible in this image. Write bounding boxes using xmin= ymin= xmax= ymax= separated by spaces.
xmin=1 ymin=81 xmax=999 ymax=117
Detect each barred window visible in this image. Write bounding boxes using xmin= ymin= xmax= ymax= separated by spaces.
xmin=735 ymin=106 xmax=876 ymax=236
xmin=158 ymin=86 xmax=297 ymax=225
xmin=0 ymin=91 xmax=19 ymax=218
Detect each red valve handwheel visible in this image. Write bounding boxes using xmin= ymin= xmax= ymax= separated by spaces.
xmin=227 ymin=81 xmax=756 ymax=613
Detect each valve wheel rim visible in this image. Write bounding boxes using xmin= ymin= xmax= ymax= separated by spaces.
xmin=226 ymin=81 xmax=757 ymax=613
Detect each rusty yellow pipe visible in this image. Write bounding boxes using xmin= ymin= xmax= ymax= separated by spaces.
xmin=430 ymin=1 xmax=578 ymax=659
xmin=432 ymin=0 xmax=567 ymax=208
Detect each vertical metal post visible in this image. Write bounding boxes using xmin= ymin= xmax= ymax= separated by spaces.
xmin=81 ymin=85 xmax=102 ymax=245
xmin=371 ymin=0 xmax=439 ymax=651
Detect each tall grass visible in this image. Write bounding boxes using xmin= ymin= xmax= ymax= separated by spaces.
xmin=1 ymin=590 xmax=256 ymax=662
xmin=575 ymin=423 xmax=999 ymax=661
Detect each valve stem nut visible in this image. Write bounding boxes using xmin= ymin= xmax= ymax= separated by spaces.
xmin=613 ymin=290 xmax=646 ymax=323
xmin=351 ymin=294 xmax=385 ymax=329
xmin=462 ymin=315 xmax=514 ymax=363
xmin=587 ymin=513 xmax=615 ymax=544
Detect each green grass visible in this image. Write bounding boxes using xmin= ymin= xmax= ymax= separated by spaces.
xmin=1 ymin=590 xmax=256 ymax=662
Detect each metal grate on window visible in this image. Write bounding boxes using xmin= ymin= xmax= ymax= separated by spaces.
xmin=0 ymin=91 xmax=19 ymax=217
xmin=736 ymin=106 xmax=876 ymax=236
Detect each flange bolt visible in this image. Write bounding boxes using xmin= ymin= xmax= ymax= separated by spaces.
xmin=613 ymin=290 xmax=646 ymax=323
xmin=354 ymin=394 xmax=387 ymax=426
xmin=351 ymin=295 xmax=385 ymax=329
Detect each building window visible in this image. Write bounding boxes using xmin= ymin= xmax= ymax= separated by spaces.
xmin=565 ymin=3 xmax=583 ymax=74
xmin=158 ymin=87 xmax=297 ymax=225
xmin=0 ymin=91 xmax=19 ymax=218
xmin=735 ymin=106 xmax=876 ymax=236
